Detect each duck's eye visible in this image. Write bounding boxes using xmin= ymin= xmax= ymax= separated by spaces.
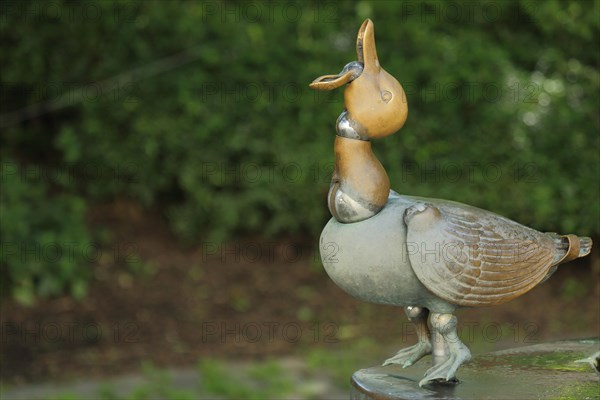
xmin=381 ymin=90 xmax=392 ymax=103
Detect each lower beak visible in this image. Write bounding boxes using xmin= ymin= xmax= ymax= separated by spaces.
xmin=309 ymin=61 xmax=364 ymax=91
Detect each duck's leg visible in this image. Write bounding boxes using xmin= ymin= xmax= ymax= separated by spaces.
xmin=419 ymin=313 xmax=471 ymax=387
xmin=383 ymin=306 xmax=432 ymax=368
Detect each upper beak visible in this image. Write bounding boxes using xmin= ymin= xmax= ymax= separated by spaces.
xmin=356 ymin=19 xmax=379 ymax=73
xmin=309 ymin=18 xmax=379 ymax=91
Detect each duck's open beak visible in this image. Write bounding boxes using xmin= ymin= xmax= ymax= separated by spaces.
xmin=309 ymin=18 xmax=378 ymax=91
xmin=309 ymin=62 xmax=362 ymax=90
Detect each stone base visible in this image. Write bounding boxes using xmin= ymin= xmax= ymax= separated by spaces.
xmin=351 ymin=338 xmax=599 ymax=400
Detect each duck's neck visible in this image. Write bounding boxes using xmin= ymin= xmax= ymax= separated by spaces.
xmin=328 ymin=135 xmax=390 ymax=223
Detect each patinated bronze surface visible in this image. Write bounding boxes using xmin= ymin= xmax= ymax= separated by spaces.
xmin=351 ymin=339 xmax=600 ymax=399
xmin=311 ymin=19 xmax=593 ymax=387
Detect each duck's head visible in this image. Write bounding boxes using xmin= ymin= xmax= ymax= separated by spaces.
xmin=310 ymin=19 xmax=407 ymax=140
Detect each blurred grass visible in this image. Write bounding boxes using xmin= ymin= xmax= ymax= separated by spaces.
xmin=45 ymin=356 xmax=337 ymax=400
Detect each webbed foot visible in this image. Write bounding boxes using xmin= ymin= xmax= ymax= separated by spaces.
xmin=418 ymin=343 xmax=470 ymax=386
xmin=383 ymin=341 xmax=432 ymax=368
xmin=418 ymin=313 xmax=471 ymax=387
xmin=383 ymin=306 xmax=432 ymax=368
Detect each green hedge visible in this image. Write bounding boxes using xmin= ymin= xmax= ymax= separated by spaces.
xmin=1 ymin=0 xmax=599 ymax=302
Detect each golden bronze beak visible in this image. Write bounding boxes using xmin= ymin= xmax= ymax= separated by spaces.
xmin=356 ymin=19 xmax=379 ymax=73
xmin=309 ymin=68 xmax=359 ymax=91
xmin=309 ymin=18 xmax=379 ymax=91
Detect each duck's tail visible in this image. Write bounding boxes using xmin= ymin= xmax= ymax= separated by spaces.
xmin=548 ymin=233 xmax=592 ymax=265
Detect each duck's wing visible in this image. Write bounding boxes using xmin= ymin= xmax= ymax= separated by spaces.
xmin=404 ymin=202 xmax=556 ymax=307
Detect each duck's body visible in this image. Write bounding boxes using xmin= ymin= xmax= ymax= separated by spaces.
xmin=322 ymin=190 xmax=589 ymax=312
xmin=310 ymin=19 xmax=592 ymax=387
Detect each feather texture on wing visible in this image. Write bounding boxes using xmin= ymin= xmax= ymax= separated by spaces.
xmin=405 ymin=202 xmax=556 ymax=307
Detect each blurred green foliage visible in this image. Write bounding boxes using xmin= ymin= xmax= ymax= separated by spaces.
xmin=1 ymin=0 xmax=599 ymax=302
xmin=199 ymin=358 xmax=295 ymax=398
xmin=0 ymin=160 xmax=90 ymax=304
xmin=47 ymin=358 xmax=331 ymax=399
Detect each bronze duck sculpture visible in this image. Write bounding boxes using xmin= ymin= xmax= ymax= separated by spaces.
xmin=310 ymin=19 xmax=592 ymax=386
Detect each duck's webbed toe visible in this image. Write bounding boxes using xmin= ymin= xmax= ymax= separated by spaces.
xmin=383 ymin=341 xmax=432 ymax=368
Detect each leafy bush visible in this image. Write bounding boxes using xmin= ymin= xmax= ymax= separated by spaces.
xmin=0 ymin=160 xmax=91 ymax=304
xmin=1 ymin=0 xmax=598 ymax=302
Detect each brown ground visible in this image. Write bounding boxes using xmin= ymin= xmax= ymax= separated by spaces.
xmin=2 ymin=199 xmax=599 ymax=386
